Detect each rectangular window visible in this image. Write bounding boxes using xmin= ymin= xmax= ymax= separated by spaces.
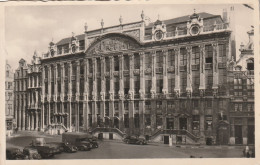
xmin=156 ymin=51 xmax=163 ymax=68
xmin=192 ymin=115 xmax=200 ymax=130
xmin=145 ymin=80 xmax=152 ymax=93
xmin=145 ymin=114 xmax=151 ymax=126
xmin=134 ymin=101 xmax=139 ymax=111
xmin=192 ymin=46 xmax=200 ymax=65
xmin=167 ymin=101 xmax=175 ymax=109
xmin=247 ymin=104 xmax=254 ymax=111
xmin=156 ymin=79 xmax=163 ymax=93
xmin=156 ymin=115 xmax=163 ymax=127
xmin=114 ymin=56 xmax=119 ymax=71
xmin=193 ymin=100 xmax=199 ymax=108
xmin=105 ymin=102 xmax=109 ymax=116
xmin=134 ymin=76 xmax=140 ymax=94
xmin=114 ymin=102 xmax=119 ymax=112
xmin=207 ymin=100 xmax=212 ymax=107
xmin=124 ymin=56 xmax=130 ymax=70
xmin=168 ymin=78 xmax=175 ymax=93
xmin=124 ymin=102 xmax=129 ymax=111
xmin=180 ymin=72 xmax=187 ymax=93
xmin=145 ymin=52 xmax=152 ymax=68
xmin=218 ymin=44 xmax=226 ymax=62
xmin=105 ymin=58 xmax=110 ymax=71
xmin=89 ymin=59 xmax=93 ymax=73
xmin=96 ymin=58 xmax=101 ymax=73
xmin=124 ymin=79 xmax=129 ymax=94
xmin=180 ymin=48 xmax=187 ymax=66
xmin=106 ymin=79 xmax=110 ymax=93
xmin=145 ymin=101 xmax=151 ymax=110
xmin=205 ymin=45 xmax=213 ymax=63
xmin=134 ymin=54 xmax=140 ymax=69
xmin=168 ymin=49 xmax=175 ymax=66
xmin=205 ymin=115 xmax=213 ymax=130
xmin=114 ymin=81 xmax=119 ymax=94
xmin=79 ymin=40 xmax=85 ymax=50
xmin=57 ymin=46 xmax=62 ymax=54
xmin=63 ymin=44 xmax=69 ymax=54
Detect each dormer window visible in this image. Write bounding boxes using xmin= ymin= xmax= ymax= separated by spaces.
xmin=64 ymin=44 xmax=69 ymax=54
xmin=247 ymin=59 xmax=254 ymax=70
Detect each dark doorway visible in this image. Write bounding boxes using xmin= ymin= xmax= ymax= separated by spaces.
xmin=109 ymin=133 xmax=113 ymax=140
xmin=164 ymin=136 xmax=169 ymax=144
xmin=166 ymin=118 xmax=174 ymax=129
xmin=98 ymin=133 xmax=103 ymax=140
xmin=217 ymin=125 xmax=229 ymax=145
xmin=179 ymin=117 xmax=187 ymax=130
xmin=235 ymin=125 xmax=243 ymax=144
xmin=114 ymin=118 xmax=119 ymax=129
xmin=248 ymin=125 xmax=255 ymax=144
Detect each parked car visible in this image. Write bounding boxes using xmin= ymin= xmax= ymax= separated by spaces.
xmin=29 ymin=138 xmax=58 ymax=158
xmin=123 ymin=135 xmax=147 ymax=145
xmin=62 ymin=132 xmax=96 ymax=150
xmin=6 ymin=148 xmax=25 ymax=160
xmin=23 ymin=147 xmax=41 ymax=160
xmin=63 ymin=142 xmax=78 ymax=153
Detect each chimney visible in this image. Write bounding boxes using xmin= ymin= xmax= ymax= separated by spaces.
xmin=222 ymin=9 xmax=228 ymax=23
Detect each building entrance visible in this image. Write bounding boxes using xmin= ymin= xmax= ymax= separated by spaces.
xmin=235 ymin=125 xmax=243 ymax=144
xmin=114 ymin=118 xmax=119 ymax=129
xmin=248 ymin=125 xmax=254 ymax=144
xmin=217 ymin=123 xmax=229 ymax=145
xmin=179 ymin=117 xmax=187 ymax=130
xmin=166 ymin=118 xmax=174 ymax=129
xmin=164 ymin=136 xmax=169 ymax=144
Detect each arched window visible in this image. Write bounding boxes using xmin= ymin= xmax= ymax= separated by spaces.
xmin=247 ymin=58 xmax=254 ymax=70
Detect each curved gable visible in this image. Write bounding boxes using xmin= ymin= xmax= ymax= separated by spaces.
xmin=85 ymin=33 xmax=142 ymax=56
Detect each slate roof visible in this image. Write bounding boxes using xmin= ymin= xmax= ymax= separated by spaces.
xmin=56 ymin=12 xmax=220 ymax=46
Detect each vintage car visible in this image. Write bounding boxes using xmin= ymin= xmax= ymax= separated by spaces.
xmin=123 ymin=135 xmax=147 ymax=145
xmin=23 ymin=147 xmax=41 ymax=160
xmin=29 ymin=138 xmax=59 ymax=158
xmin=6 ymin=148 xmax=25 ymax=160
xmin=62 ymin=143 xmax=78 ymax=153
xmin=62 ymin=132 xmax=96 ymax=150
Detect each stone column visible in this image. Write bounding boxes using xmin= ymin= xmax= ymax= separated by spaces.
xmin=128 ymin=54 xmax=134 ymax=100
xmin=68 ymin=62 xmax=72 ymax=131
xmin=174 ymin=48 xmax=180 ymax=96
xmin=186 ymin=46 xmax=192 ymax=97
xmin=150 ymin=51 xmax=156 ymax=98
xmin=60 ymin=63 xmax=65 ymax=101
xmin=27 ymin=111 xmax=31 ymax=130
xmin=48 ymin=65 xmax=52 ymax=125
xmin=139 ymin=52 xmax=145 ymax=134
xmin=18 ymin=95 xmax=22 ymax=130
xmin=162 ymin=49 xmax=168 ymax=95
xmin=199 ymin=45 xmax=206 ymax=96
xmin=100 ymin=57 xmax=105 ymax=122
xmin=41 ymin=66 xmax=46 ymax=131
xmin=83 ymin=59 xmax=89 ymax=131
xmin=41 ymin=103 xmax=45 ymax=131
xmin=212 ymin=43 xmax=219 ymax=95
xmin=31 ymin=111 xmax=35 ymax=130
xmin=109 ymin=56 xmax=115 ymax=123
xmin=35 ymin=111 xmax=39 ymax=131
xmin=118 ymin=55 xmax=124 ymax=99
xmin=35 ymin=91 xmax=38 ymax=110
xmin=28 ymin=92 xmax=31 ymax=110
xmin=22 ymin=94 xmax=26 ymax=130
xmin=92 ymin=58 xmax=97 ymax=127
xmin=76 ymin=61 xmax=80 ymax=131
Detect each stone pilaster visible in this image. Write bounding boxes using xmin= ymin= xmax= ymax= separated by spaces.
xmin=54 ymin=64 xmax=58 ymax=102
xmin=212 ymin=43 xmax=219 ymax=96
xmin=22 ymin=94 xmax=26 ymax=130
xmin=199 ymin=44 xmax=206 ymax=96
xmin=27 ymin=111 xmax=31 ymax=130
xmin=41 ymin=104 xmax=45 ymax=131
xmin=83 ymin=59 xmax=89 ymax=131
xmin=109 ymin=56 xmax=114 ymax=100
xmin=118 ymin=55 xmax=124 ymax=100
xmin=35 ymin=111 xmax=39 ymax=131
xmin=100 ymin=56 xmax=106 ymax=101
xmin=92 ymin=58 xmax=97 ymax=101
xmin=68 ymin=62 xmax=72 ymax=131
xmin=162 ymin=49 xmax=168 ymax=95
xmin=127 ymin=54 xmax=134 ymax=100
xmin=150 ymin=51 xmax=156 ymax=98
xmin=174 ymin=48 xmax=180 ymax=97
xmin=139 ymin=52 xmax=145 ymax=100
xmin=186 ymin=46 xmax=192 ymax=97
xmin=31 ymin=112 xmax=35 ymax=130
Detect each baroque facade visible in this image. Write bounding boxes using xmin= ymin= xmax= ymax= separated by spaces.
xmin=14 ymin=9 xmax=254 ymax=145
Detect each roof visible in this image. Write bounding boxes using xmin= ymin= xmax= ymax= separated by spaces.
xmin=55 ymin=12 xmax=220 ymax=46
xmin=56 ymin=34 xmax=85 ymax=45
xmin=146 ymin=12 xmax=220 ymax=28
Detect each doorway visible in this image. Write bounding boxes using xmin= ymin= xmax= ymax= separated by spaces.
xmin=166 ymin=118 xmax=174 ymax=129
xmin=235 ymin=125 xmax=243 ymax=144
xmin=179 ymin=117 xmax=187 ymax=130
xmin=109 ymin=133 xmax=113 ymax=140
xmin=248 ymin=125 xmax=255 ymax=144
xmin=164 ymin=136 xmax=169 ymax=144
xmin=217 ymin=125 xmax=229 ymax=145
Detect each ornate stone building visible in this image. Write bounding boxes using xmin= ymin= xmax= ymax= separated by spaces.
xmin=27 ymin=51 xmax=42 ymax=131
xmin=14 ymin=59 xmax=28 ymax=130
xmin=228 ymin=27 xmax=254 ymax=145
xmin=38 ymin=10 xmax=236 ymax=144
xmin=6 ymin=60 xmax=14 ymax=135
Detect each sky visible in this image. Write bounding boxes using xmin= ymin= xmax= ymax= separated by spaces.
xmin=4 ymin=4 xmax=254 ymax=70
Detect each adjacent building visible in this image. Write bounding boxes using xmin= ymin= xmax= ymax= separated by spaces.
xmin=13 ymin=8 xmax=255 ymax=145
xmin=6 ymin=60 xmax=14 ymax=135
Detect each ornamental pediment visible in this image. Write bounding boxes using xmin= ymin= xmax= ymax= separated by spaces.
xmin=87 ymin=35 xmax=140 ymax=55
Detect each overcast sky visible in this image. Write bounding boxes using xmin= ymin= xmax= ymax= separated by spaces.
xmin=5 ymin=4 xmax=254 ymax=70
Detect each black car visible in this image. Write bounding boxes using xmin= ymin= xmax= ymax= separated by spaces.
xmin=63 ymin=143 xmax=78 ymax=153
xmin=23 ymin=147 xmax=41 ymax=160
xmin=6 ymin=148 xmax=26 ymax=160
xmin=123 ymin=135 xmax=147 ymax=145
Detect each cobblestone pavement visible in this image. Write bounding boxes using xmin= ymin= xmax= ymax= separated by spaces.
xmin=6 ymin=131 xmax=246 ymax=159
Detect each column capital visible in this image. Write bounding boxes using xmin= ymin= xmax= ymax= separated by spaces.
xmin=118 ymin=54 xmax=123 ymax=58
xmin=212 ymin=43 xmax=218 ymax=47
xmin=174 ymin=47 xmax=180 ymax=52
xmin=151 ymin=50 xmax=156 ymax=56
xmin=139 ymin=52 xmax=145 ymax=56
xmin=186 ymin=46 xmax=192 ymax=52
xmin=109 ymin=56 xmax=114 ymax=60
